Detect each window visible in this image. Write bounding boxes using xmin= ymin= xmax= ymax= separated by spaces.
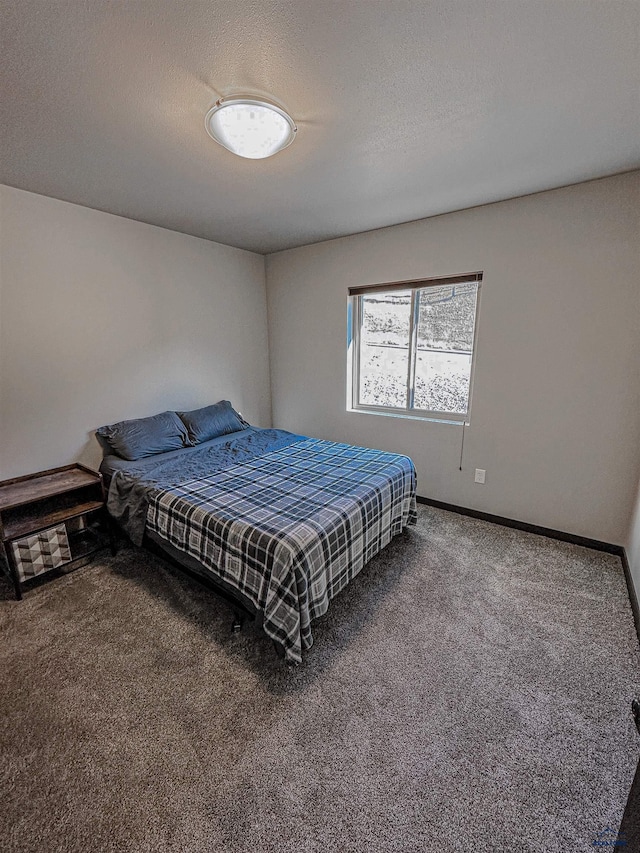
xmin=347 ymin=272 xmax=482 ymax=422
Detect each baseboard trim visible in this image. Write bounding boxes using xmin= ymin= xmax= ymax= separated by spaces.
xmin=416 ymin=496 xmax=620 ymax=552
xmin=416 ymin=495 xmax=640 ymax=647
xmin=620 ymin=548 xmax=640 ymax=646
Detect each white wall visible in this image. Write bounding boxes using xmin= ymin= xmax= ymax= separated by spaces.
xmin=266 ymin=172 xmax=640 ymax=546
xmin=0 ymin=185 xmax=271 ymax=478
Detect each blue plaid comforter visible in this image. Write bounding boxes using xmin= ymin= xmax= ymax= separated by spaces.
xmin=146 ymin=438 xmax=417 ymax=663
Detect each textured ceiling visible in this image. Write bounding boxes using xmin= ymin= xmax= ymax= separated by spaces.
xmin=1 ymin=1 xmax=639 ymax=254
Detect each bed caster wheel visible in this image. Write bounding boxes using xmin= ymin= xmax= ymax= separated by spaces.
xmin=231 ymin=614 xmax=243 ymax=633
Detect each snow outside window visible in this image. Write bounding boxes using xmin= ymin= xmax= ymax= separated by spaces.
xmin=347 ymin=275 xmax=481 ymax=423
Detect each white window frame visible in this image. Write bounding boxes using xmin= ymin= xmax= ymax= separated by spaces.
xmin=347 ymin=273 xmax=482 ymax=424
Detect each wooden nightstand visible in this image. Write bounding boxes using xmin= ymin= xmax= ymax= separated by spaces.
xmin=0 ymin=464 xmax=116 ymax=600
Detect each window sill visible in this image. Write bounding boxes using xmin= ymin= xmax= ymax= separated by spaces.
xmin=347 ymin=406 xmax=467 ymax=426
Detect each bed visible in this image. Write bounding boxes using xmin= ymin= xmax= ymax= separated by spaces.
xmin=99 ymin=405 xmax=417 ymax=663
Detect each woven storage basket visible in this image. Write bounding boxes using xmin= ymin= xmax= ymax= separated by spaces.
xmin=11 ymin=525 xmax=72 ymax=581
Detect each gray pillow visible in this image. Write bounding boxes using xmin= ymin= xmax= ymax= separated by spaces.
xmin=96 ymin=411 xmax=189 ymax=461
xmin=177 ymin=400 xmax=247 ymax=445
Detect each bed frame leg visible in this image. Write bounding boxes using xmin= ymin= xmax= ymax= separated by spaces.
xmin=231 ymin=612 xmax=244 ymax=633
xmin=272 ymin=640 xmax=287 ymax=660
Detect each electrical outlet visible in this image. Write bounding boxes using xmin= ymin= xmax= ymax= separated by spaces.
xmin=474 ymin=468 xmax=486 ymax=484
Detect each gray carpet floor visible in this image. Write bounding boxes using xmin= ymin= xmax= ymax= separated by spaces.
xmin=1 ymin=505 xmax=638 ymax=853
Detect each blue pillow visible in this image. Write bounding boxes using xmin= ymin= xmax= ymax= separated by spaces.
xmin=177 ymin=401 xmax=248 ymax=445
xmin=96 ymin=410 xmax=189 ymax=461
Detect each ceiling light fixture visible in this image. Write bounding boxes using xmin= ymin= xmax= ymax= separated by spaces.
xmin=204 ymin=96 xmax=297 ymax=160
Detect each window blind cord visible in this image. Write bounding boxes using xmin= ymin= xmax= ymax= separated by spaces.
xmin=459 ymin=421 xmax=466 ymax=471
